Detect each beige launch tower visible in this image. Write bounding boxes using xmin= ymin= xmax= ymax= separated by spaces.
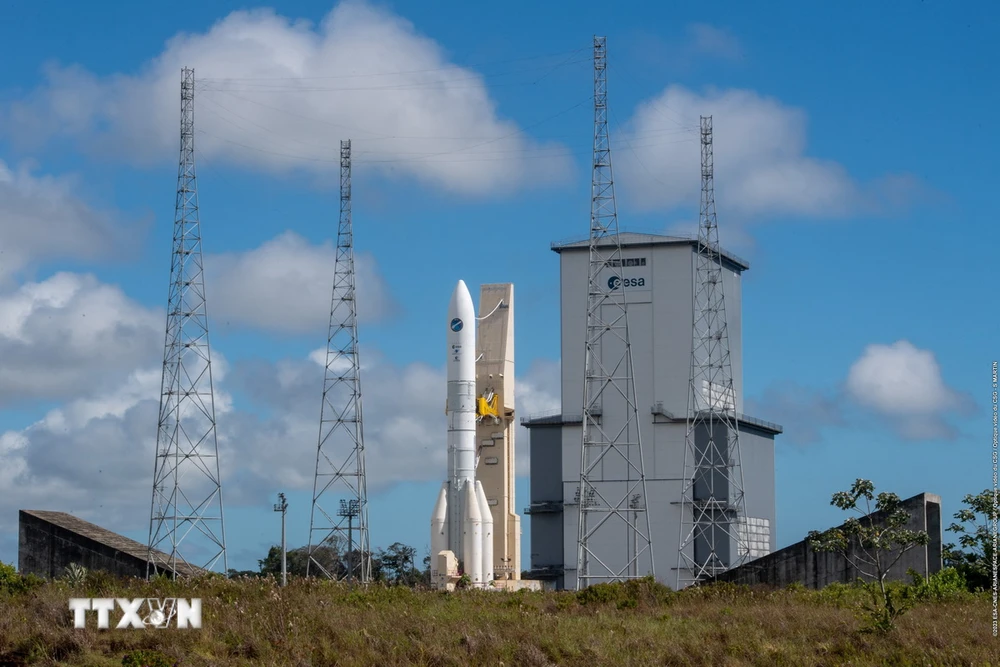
xmin=474 ymin=283 xmax=521 ymax=580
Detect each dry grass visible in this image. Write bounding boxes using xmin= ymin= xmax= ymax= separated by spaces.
xmin=0 ymin=574 xmax=995 ymax=666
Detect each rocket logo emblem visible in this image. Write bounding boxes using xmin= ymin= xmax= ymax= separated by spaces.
xmin=450 ymin=318 xmax=463 ymax=332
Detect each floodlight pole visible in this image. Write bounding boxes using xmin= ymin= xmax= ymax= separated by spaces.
xmin=338 ymin=499 xmax=360 ymax=579
xmin=274 ymin=493 xmax=288 ymax=586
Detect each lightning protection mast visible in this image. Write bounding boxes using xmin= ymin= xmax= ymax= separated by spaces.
xmin=148 ymin=67 xmax=228 ymax=578
xmin=575 ymin=36 xmax=654 ymax=590
xmin=307 ymin=139 xmax=372 ymax=583
xmin=675 ymin=116 xmax=750 ymax=587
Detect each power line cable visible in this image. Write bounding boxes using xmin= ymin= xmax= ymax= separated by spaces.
xmin=202 ymin=87 xmax=694 ymax=144
xmin=197 ymin=46 xmax=590 ymax=83
xmin=197 ymin=58 xmax=590 ymax=93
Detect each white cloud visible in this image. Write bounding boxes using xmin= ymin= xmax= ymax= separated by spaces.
xmin=846 ymin=340 xmax=972 ymax=439
xmin=1 ymin=359 xmax=235 ymax=559
xmin=206 ymin=231 xmax=395 ymax=335
xmin=617 ymin=86 xmax=921 ymax=219
xmin=0 ymin=368 xmax=161 ymax=537
xmin=3 ymin=2 xmax=572 ymax=195
xmin=0 ymin=160 xmax=139 ymax=283
xmin=745 ymin=383 xmax=845 ymax=446
xmin=0 ymin=344 xmax=446 ymax=542
xmin=308 ymin=346 xmax=363 ymax=373
xmin=0 ymin=256 xmax=553 ymax=555
xmin=0 ymin=272 xmax=162 ymax=403
xmin=748 ymin=341 xmax=973 ymax=444
xmin=625 ymin=24 xmax=744 ymax=75
xmin=0 ymin=263 xmax=236 ymax=551
xmin=0 ymin=337 xmax=561 ymax=550
xmin=514 ymin=359 xmax=561 ymax=476
xmin=685 ymin=24 xmax=743 ymax=62
xmin=221 ymin=348 xmax=447 ymax=502
xmin=661 ymin=217 xmax=757 ymax=257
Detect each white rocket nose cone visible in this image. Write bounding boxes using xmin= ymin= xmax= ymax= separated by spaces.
xmin=449 ymin=281 xmax=474 ymax=326
xmin=432 ymin=483 xmax=449 ymax=524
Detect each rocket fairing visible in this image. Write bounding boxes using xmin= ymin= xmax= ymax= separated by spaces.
xmin=431 ymin=280 xmax=494 ymax=586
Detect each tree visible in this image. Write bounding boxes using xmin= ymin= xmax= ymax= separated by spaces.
xmin=227 ymin=569 xmax=261 ymax=578
xmin=944 ymin=489 xmax=995 ymax=591
xmin=373 ymin=542 xmax=425 ymax=586
xmin=259 ymin=544 xmax=343 ymax=579
xmin=252 ymin=539 xmax=423 ymax=584
xmin=807 ymin=478 xmax=930 ymax=633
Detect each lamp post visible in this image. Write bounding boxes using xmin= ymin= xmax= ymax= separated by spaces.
xmin=338 ymin=499 xmax=360 ymax=579
xmin=273 ymin=493 xmax=288 ymax=586
xmin=629 ymin=494 xmax=641 ymax=578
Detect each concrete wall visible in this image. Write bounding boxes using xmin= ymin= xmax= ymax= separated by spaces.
xmin=708 ymin=493 xmax=943 ymax=589
xmin=19 ymin=511 xmax=148 ymax=579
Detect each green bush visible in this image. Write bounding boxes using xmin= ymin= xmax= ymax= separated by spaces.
xmin=62 ymin=562 xmax=88 ymax=586
xmin=0 ymin=561 xmax=20 ymax=592
xmin=676 ymin=581 xmax=756 ymax=603
xmin=576 ymin=581 xmax=619 ymax=606
xmin=121 ymin=648 xmax=175 ymax=667
xmin=576 ymin=576 xmax=674 ymax=608
xmin=85 ymin=568 xmax=122 ymax=597
xmin=0 ymin=561 xmax=45 ymax=595
xmin=905 ymin=567 xmax=971 ymax=602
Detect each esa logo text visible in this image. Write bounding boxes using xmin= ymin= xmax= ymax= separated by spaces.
xmin=607 ymin=276 xmax=645 ymax=290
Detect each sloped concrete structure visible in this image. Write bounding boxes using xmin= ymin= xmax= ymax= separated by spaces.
xmin=18 ymin=510 xmax=205 ymax=579
xmin=706 ymin=492 xmax=942 ymax=588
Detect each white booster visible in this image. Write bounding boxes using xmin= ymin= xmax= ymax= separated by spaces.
xmin=430 ymin=482 xmax=448 ymax=583
xmin=462 ymin=481 xmax=483 ymax=585
xmin=430 ymin=279 xmax=496 ymax=587
xmin=476 ymin=480 xmax=494 ymax=583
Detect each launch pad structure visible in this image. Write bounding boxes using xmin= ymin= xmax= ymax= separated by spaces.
xmin=474 ymin=284 xmax=521 ymax=582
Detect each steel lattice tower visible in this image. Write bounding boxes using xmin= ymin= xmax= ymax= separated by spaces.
xmin=575 ymin=36 xmax=654 ymax=590
xmin=675 ymin=116 xmax=750 ymax=587
xmin=307 ymin=139 xmax=371 ymax=582
xmin=148 ymin=67 xmax=227 ymax=578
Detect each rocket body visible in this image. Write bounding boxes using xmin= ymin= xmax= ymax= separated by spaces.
xmin=447 ymin=279 xmax=477 ymax=560
xmin=430 ymin=280 xmax=494 ymax=586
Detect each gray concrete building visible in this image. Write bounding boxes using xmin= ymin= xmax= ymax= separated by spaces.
xmin=19 ymin=510 xmax=204 ymax=579
xmin=524 ymin=233 xmax=782 ymax=590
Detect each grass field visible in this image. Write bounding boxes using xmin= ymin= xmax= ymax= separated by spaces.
xmin=0 ymin=570 xmax=995 ymax=666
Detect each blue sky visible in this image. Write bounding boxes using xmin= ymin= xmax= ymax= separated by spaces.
xmin=0 ymin=0 xmax=994 ymax=575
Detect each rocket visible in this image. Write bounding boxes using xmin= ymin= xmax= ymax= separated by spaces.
xmin=431 ymin=280 xmax=494 ymax=587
